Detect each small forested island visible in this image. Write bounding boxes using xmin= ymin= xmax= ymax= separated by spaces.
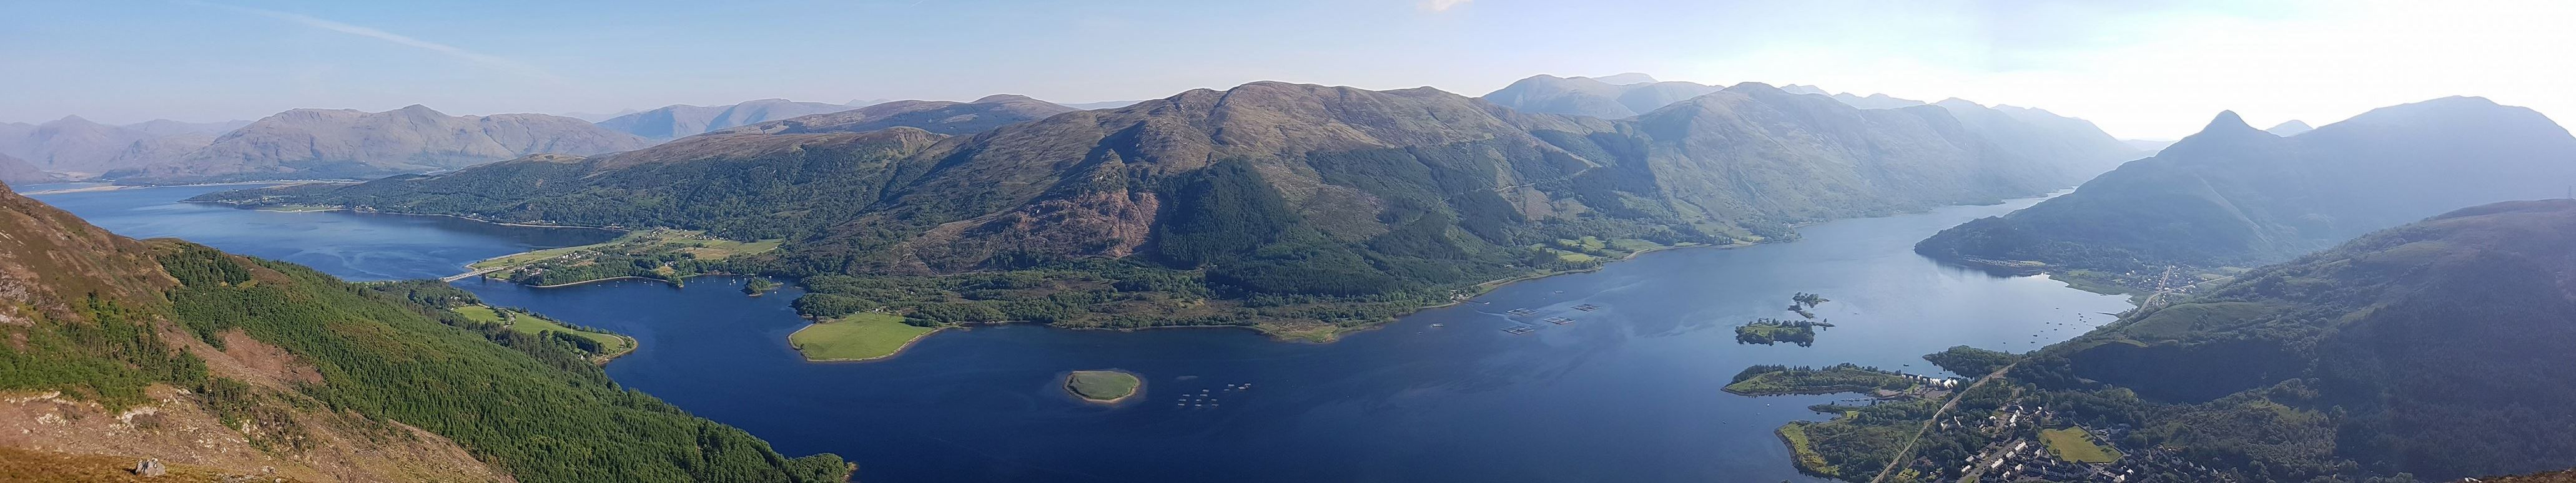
xmin=1787 ymin=291 xmax=1829 ymax=318
xmin=787 ymin=312 xmax=942 ymax=362
xmin=743 ymin=277 xmax=781 ymax=296
xmin=1734 ymin=318 xmax=1832 ymax=346
xmin=1064 ymin=370 xmax=1143 ymax=403
xmin=1724 ymin=363 xmax=1919 ymax=396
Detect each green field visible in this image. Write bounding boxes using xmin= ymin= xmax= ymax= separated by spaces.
xmin=787 ymin=313 xmax=939 ymax=361
xmin=1064 ymin=370 xmax=1142 ymax=402
xmin=452 ymin=305 xmax=633 ymax=359
xmin=2040 ymin=427 xmax=2123 ymax=463
xmin=453 ymin=305 xmax=506 ymax=323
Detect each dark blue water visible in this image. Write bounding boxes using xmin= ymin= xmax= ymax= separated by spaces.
xmin=36 ymin=185 xmax=2131 ymax=483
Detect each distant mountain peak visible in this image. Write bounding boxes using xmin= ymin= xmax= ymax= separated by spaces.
xmin=2204 ymin=110 xmax=2255 ymax=132
xmin=2266 ymin=119 xmax=2314 ymax=137
xmin=971 ymin=94 xmax=1045 ymax=104
xmin=1589 ymin=72 xmax=1658 ymax=85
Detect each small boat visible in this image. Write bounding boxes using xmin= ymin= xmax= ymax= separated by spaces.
xmin=1429 ymin=323 xmax=1445 ymax=328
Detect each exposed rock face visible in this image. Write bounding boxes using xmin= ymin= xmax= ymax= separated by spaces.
xmin=132 ymin=458 xmax=165 ymax=477
xmin=114 ymin=105 xmax=649 ymax=184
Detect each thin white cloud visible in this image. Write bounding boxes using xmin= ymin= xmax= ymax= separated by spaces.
xmin=187 ymin=1 xmax=566 ymax=83
xmin=1423 ymin=0 xmax=1473 ymax=12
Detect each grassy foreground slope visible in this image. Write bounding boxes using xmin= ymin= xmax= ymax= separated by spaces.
xmin=0 ymin=184 xmax=846 ymax=482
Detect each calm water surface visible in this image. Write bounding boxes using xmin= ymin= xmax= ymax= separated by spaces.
xmin=37 ymin=185 xmax=2131 ymax=483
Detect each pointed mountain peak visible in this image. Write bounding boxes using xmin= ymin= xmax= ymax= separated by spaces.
xmin=393 ymin=104 xmax=446 ymax=116
xmin=2266 ymin=119 xmax=2314 ymax=137
xmin=43 ymin=115 xmax=98 ymax=127
xmin=2204 ymin=110 xmax=2254 ymax=133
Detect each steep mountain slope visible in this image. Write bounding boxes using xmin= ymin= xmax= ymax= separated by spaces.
xmin=1933 ymin=99 xmax=2143 ymax=175
xmin=198 ymin=81 xmax=2124 ymax=338
xmin=0 ymin=186 xmax=846 ymax=481
xmin=2 ymin=116 xmax=151 ymax=174
xmin=0 ymin=153 xmax=56 ymax=185
xmin=113 ymin=105 xmax=651 ymax=185
xmin=594 ymin=99 xmax=855 ymax=140
xmin=1915 ymin=97 xmax=2576 ymax=274
xmin=714 ymin=94 xmax=1075 ymax=136
xmin=2009 ymin=199 xmax=2576 ymax=481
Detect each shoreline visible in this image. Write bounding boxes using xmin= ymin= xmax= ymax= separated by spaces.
xmin=525 ymin=276 xmax=678 ymax=289
xmin=187 ymin=200 xmax=629 ymax=232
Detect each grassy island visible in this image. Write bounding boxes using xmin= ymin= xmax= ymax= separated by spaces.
xmin=1724 ymin=363 xmax=1915 ymax=396
xmin=1735 ymin=318 xmax=1832 ymax=346
xmin=453 ymin=305 xmax=636 ymax=363
xmin=1064 ymin=370 xmax=1142 ymax=402
xmin=788 ymin=312 xmax=941 ymax=362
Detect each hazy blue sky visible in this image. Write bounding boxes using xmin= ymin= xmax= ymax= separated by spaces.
xmin=6 ymin=0 xmax=2571 ymax=139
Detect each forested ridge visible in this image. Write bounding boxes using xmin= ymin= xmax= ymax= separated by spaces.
xmin=0 ymin=185 xmax=847 ymax=482
xmin=1993 ymin=199 xmax=2576 ymax=481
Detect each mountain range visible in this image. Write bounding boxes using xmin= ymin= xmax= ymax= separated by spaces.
xmin=2010 ymin=198 xmax=2576 ymax=481
xmin=0 ymin=183 xmax=845 ymax=482
xmin=1479 ymin=74 xmax=1724 ymax=119
xmin=593 ymin=99 xmax=859 ymax=140
xmin=194 ymin=80 xmax=2136 ymax=334
xmin=1914 ymin=97 xmax=2576 ymax=275
xmin=0 ymin=116 xmax=247 ymax=176
xmin=110 ymin=105 xmax=651 ymax=185
xmin=1483 ymin=75 xmax=2140 ymax=175
xmin=710 ymin=94 xmax=1074 ymax=136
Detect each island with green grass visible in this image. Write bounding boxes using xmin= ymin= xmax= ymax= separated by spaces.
xmin=453 ymin=305 xmax=636 ymax=363
xmin=1063 ymin=370 xmax=1143 ymax=403
xmin=1734 ymin=318 xmax=1832 ymax=346
xmin=787 ymin=312 xmax=944 ymax=362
